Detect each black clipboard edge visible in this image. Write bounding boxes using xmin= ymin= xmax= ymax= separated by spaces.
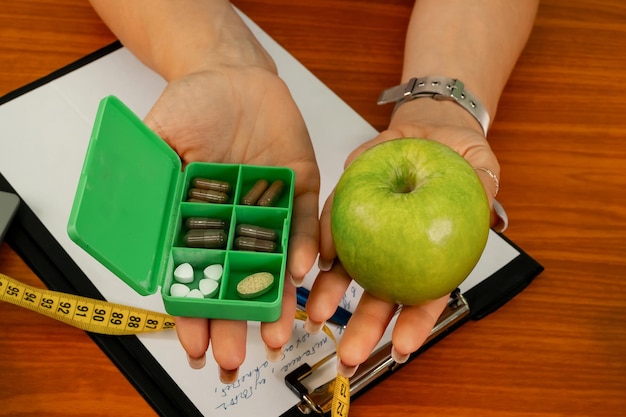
xmin=464 ymin=233 xmax=544 ymax=320
xmin=0 ymin=42 xmax=123 ymax=106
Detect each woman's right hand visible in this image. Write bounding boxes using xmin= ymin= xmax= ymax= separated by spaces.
xmin=89 ymin=0 xmax=322 ymax=383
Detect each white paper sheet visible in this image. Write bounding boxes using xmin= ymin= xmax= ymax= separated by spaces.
xmin=0 ymin=12 xmax=518 ymax=416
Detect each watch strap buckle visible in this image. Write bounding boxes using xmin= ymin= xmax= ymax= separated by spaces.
xmin=376 ymin=77 xmax=417 ymax=105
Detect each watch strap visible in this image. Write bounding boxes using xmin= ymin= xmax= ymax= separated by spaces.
xmin=377 ymin=75 xmax=490 ymax=136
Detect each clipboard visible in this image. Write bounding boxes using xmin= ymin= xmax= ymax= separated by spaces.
xmin=0 ymin=191 xmax=19 ymax=242
xmin=0 ymin=11 xmax=543 ymax=417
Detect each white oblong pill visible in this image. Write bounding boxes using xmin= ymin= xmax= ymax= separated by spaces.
xmin=186 ymin=289 xmax=204 ymax=298
xmin=236 ymin=272 xmax=275 ymax=299
xmin=199 ymin=279 xmax=219 ymax=298
xmin=174 ymin=263 xmax=194 ymax=284
xmin=170 ymin=283 xmax=191 ymax=297
xmin=203 ymin=264 xmax=223 ymax=282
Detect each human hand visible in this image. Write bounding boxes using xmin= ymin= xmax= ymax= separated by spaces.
xmin=305 ymin=98 xmax=500 ymax=376
xmin=144 ymin=63 xmax=320 ymax=383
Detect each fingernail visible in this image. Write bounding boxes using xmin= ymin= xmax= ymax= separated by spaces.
xmin=219 ymin=367 xmax=239 ymax=385
xmin=304 ymin=318 xmax=325 ymax=334
xmin=290 ymin=275 xmax=304 ymax=287
xmin=337 ymin=360 xmax=359 ymax=378
xmin=390 ymin=346 xmax=410 ymax=364
xmin=318 ymin=258 xmax=334 ymax=272
xmin=186 ymin=353 xmax=206 ymax=370
xmin=265 ymin=344 xmax=284 ymax=362
xmin=492 ymin=199 xmax=509 ymax=233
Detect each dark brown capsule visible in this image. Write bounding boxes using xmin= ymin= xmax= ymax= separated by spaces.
xmin=192 ymin=178 xmax=231 ymax=193
xmin=235 ymin=224 xmax=278 ymax=241
xmin=185 ymin=217 xmax=227 ymax=230
xmin=188 ymin=187 xmax=229 ymax=204
xmin=234 ymin=236 xmax=276 ymax=252
xmin=241 ymin=179 xmax=269 ymax=205
xmin=257 ymin=180 xmax=285 ymax=207
xmin=184 ymin=229 xmax=227 ymax=248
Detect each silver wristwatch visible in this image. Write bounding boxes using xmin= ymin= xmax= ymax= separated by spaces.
xmin=377 ymin=75 xmax=490 ymax=136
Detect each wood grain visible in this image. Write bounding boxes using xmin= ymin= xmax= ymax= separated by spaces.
xmin=1 ymin=0 xmax=625 ymax=416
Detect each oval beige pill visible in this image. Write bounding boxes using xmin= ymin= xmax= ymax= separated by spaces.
xmin=236 ymin=272 xmax=275 ymax=299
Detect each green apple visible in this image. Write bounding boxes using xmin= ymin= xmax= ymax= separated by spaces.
xmin=331 ymin=138 xmax=490 ymax=305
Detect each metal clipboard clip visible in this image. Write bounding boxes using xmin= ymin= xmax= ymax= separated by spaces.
xmin=285 ymin=289 xmax=470 ymax=415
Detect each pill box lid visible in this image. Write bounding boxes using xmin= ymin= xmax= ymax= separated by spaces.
xmin=67 ymin=96 xmax=182 ymax=295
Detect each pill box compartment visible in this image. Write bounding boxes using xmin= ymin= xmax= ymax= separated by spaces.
xmin=67 ymin=96 xmax=294 ymax=322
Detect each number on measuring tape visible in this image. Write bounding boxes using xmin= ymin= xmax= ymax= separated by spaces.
xmin=0 ymin=273 xmax=176 ymax=335
xmin=332 ymin=375 xmax=350 ymax=417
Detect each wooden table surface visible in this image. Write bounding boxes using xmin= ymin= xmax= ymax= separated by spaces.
xmin=1 ymin=1 xmax=625 ymax=416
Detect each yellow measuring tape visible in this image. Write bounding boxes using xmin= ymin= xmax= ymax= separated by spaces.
xmin=333 ymin=374 xmax=350 ymax=417
xmin=0 ymin=272 xmax=175 ymax=334
xmin=0 ymin=272 xmax=350 ymax=416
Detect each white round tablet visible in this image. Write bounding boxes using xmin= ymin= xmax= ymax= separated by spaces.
xmin=199 ymin=279 xmax=219 ymax=298
xmin=186 ymin=289 xmax=204 ymax=299
xmin=174 ymin=263 xmax=194 ymax=284
xmin=203 ymin=263 xmax=223 ymax=282
xmin=170 ymin=283 xmax=190 ymax=297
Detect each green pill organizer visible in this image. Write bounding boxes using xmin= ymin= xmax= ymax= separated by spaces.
xmin=67 ymin=96 xmax=295 ymax=322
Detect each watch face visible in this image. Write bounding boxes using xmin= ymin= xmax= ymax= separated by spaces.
xmin=0 ymin=191 xmax=19 ymax=242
